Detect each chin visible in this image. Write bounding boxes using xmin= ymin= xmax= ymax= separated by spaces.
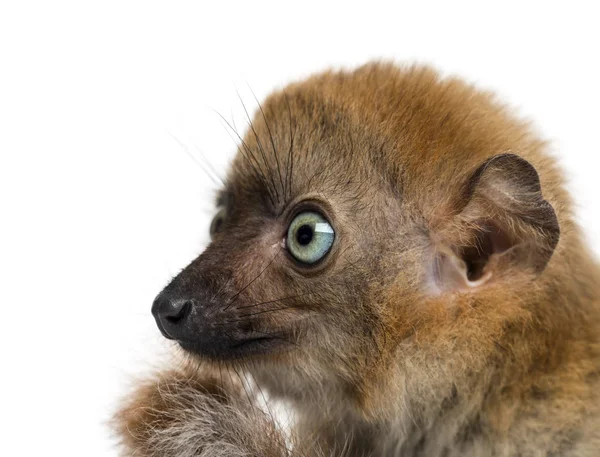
xmin=177 ymin=334 xmax=292 ymax=362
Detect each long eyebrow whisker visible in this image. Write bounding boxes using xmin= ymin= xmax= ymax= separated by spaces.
xmin=230 ymin=113 xmax=271 ymax=188
xmin=192 ymin=143 xmax=226 ymax=184
xmin=167 ymin=132 xmax=224 ymax=186
xmin=283 ymin=90 xmax=296 ymax=202
xmin=237 ymin=90 xmax=282 ymax=204
xmin=216 ymin=111 xmax=277 ymax=207
xmin=248 ymin=84 xmax=286 ymax=200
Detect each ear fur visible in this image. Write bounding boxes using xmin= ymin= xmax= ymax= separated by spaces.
xmin=432 ymin=153 xmax=560 ymax=293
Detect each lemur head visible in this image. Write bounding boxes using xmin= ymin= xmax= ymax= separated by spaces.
xmin=152 ymin=63 xmax=561 ymax=392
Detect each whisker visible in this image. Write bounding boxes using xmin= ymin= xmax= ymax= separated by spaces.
xmin=225 ymin=364 xmax=240 ymax=402
xmin=192 ymin=143 xmax=226 ymax=185
xmin=235 ymin=292 xmax=315 ymax=310
xmin=230 ymin=112 xmax=275 ymax=198
xmin=219 ymin=114 xmax=268 ymax=183
xmin=237 ymin=91 xmax=281 ymax=203
xmin=283 ymin=90 xmax=296 ymax=202
xmin=245 ymin=361 xmax=277 ymax=425
xmin=248 ymin=84 xmax=285 ymax=199
xmin=207 ymin=274 xmax=234 ymax=318
xmin=236 ymin=304 xmax=307 ymax=319
xmin=167 ymin=132 xmax=223 ymax=186
xmin=216 ymin=111 xmax=277 ymax=207
xmin=218 ymin=359 xmax=228 ymax=402
xmin=232 ymin=365 xmax=256 ymax=414
xmin=215 ymin=305 xmax=311 ymax=325
xmin=224 ymin=248 xmax=282 ymax=310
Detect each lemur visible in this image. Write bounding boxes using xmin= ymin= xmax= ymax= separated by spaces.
xmin=115 ymin=63 xmax=600 ymax=457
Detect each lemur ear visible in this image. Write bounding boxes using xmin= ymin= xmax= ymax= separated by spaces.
xmin=432 ymin=154 xmax=560 ymax=293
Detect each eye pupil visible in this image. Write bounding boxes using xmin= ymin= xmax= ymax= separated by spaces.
xmin=296 ymin=224 xmax=313 ymax=246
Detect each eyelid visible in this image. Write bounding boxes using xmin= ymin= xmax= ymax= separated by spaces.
xmin=284 ymin=198 xmax=335 ymax=226
xmin=215 ymin=189 xmax=230 ymax=207
xmin=210 ymin=207 xmax=227 ymax=237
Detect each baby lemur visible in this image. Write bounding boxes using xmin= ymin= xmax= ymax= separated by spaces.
xmin=115 ymin=63 xmax=600 ymax=456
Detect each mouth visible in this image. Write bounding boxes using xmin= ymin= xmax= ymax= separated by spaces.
xmin=177 ymin=334 xmax=288 ymax=360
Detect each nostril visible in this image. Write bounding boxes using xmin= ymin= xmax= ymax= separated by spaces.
xmin=152 ymin=294 xmax=193 ymax=324
xmin=164 ymin=300 xmax=191 ymax=324
xmin=152 ymin=294 xmax=194 ymax=340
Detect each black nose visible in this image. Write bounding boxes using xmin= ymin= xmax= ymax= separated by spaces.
xmin=151 ymin=293 xmax=193 ymax=340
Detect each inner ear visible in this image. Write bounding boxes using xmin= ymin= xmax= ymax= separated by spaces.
xmin=430 ymin=153 xmax=560 ymax=293
xmin=433 ymin=222 xmax=510 ymax=292
xmin=460 ymin=220 xmax=512 ymax=282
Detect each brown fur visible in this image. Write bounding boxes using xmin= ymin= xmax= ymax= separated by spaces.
xmin=114 ymin=63 xmax=600 ymax=456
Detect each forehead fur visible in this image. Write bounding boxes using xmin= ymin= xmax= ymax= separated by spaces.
xmin=226 ymin=62 xmax=568 ymax=225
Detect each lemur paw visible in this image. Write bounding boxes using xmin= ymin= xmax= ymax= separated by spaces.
xmin=113 ymin=370 xmax=290 ymax=457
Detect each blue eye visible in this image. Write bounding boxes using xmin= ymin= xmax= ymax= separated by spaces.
xmin=286 ymin=211 xmax=335 ymax=264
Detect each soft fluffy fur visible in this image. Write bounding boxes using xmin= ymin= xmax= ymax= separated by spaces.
xmin=115 ymin=63 xmax=600 ymax=456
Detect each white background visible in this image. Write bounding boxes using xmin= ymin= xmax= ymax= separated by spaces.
xmin=1 ymin=1 xmax=598 ymax=456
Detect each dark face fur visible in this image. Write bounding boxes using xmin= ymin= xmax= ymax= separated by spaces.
xmin=152 ymin=91 xmax=408 ymax=370
xmin=151 ymin=65 xmax=560 ymax=396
